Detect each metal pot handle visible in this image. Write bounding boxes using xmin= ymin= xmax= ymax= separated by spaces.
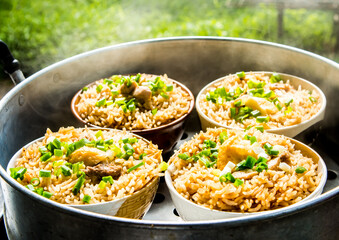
xmin=0 ymin=40 xmax=25 ymax=85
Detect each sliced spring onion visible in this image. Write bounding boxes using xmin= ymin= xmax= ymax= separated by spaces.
xmin=250 ymin=136 xmax=257 ymax=145
xmin=230 ymin=107 xmax=236 ymax=119
xmin=127 ymin=161 xmax=144 ymax=173
xmin=35 ymin=187 xmax=44 ymax=195
xmin=270 ymin=73 xmax=282 ymax=83
xmin=10 ymin=167 xmax=27 ymax=180
xmin=219 ymin=172 xmax=235 ymax=183
xmin=234 ymin=178 xmax=244 ymax=187
xmin=39 ymin=170 xmax=51 ymax=178
xmin=236 ymin=156 xmax=257 ymax=170
xmin=151 ymin=108 xmax=158 ymax=115
xmin=72 ymin=175 xmax=85 ymax=195
xmin=82 ymin=87 xmax=88 ymax=92
xmin=139 ymin=153 xmax=147 ymax=160
xmin=284 ymin=106 xmax=293 ymax=115
xmin=95 ymin=98 xmax=106 ymax=107
xmin=285 ymin=98 xmax=293 ymax=107
xmin=95 ymin=130 xmax=103 ymax=139
xmin=159 ymin=162 xmax=168 ymax=171
xmin=295 ymin=166 xmax=307 ymax=174
xmin=178 ymin=153 xmax=190 ymax=160
xmin=98 ymin=180 xmax=107 ymax=189
xmin=276 ymin=102 xmax=282 ymax=111
xmin=234 ymin=100 xmax=242 ymax=107
xmin=256 ymin=126 xmax=264 ymax=133
xmin=61 ymin=165 xmax=72 ymax=177
xmin=166 ymin=84 xmax=173 ymax=92
xmin=219 ymin=131 xmax=228 ymax=144
xmin=54 ymin=149 xmax=63 ymax=157
xmin=160 ymin=92 xmax=169 ymax=99
xmin=83 ymin=195 xmax=91 ymax=203
xmin=256 ymin=116 xmax=269 ymax=123
xmin=40 ymin=152 xmax=52 ymax=162
xmin=102 ymin=176 xmax=114 ymax=185
xmin=236 ymin=71 xmax=245 ymax=79
xmin=96 ymin=84 xmax=103 ymax=92
xmin=30 ymin=178 xmax=40 ymax=187
xmin=250 ymin=110 xmax=260 ymax=117
xmin=42 ymin=191 xmax=53 ymax=199
xmin=255 ymin=162 xmax=268 ymax=172
xmin=26 ymin=184 xmax=35 ymax=191
xmin=39 ymin=146 xmax=48 ymax=154
xmin=111 ymin=144 xmax=123 ymax=158
xmin=309 ymin=96 xmax=317 ymax=103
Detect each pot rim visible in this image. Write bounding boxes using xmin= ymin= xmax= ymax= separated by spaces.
xmin=1 ymin=36 xmax=338 ymax=227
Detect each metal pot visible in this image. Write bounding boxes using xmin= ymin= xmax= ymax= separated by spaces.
xmin=0 ymin=37 xmax=338 ymax=239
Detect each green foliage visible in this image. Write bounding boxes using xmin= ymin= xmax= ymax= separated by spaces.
xmin=0 ymin=0 xmax=337 ymax=79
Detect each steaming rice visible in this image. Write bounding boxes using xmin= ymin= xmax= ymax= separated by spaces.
xmin=10 ymin=127 xmax=163 ymax=205
xmin=168 ymin=128 xmax=321 ymax=212
xmin=75 ymin=73 xmax=192 ymax=130
xmin=198 ymin=72 xmax=321 ymax=130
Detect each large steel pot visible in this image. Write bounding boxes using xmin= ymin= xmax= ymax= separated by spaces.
xmin=0 ymin=37 xmax=338 ymax=239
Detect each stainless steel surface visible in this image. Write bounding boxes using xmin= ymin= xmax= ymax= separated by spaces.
xmin=8 ymin=70 xmax=25 ymax=86
xmin=0 ymin=37 xmax=338 ymax=239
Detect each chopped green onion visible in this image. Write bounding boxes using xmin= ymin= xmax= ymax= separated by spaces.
xmin=256 ymin=116 xmax=269 ymax=123
xmin=52 ymin=138 xmax=62 ymax=149
xmin=30 ymin=177 xmax=40 ymax=187
xmin=102 ymin=176 xmax=114 ymax=185
xmin=219 ymin=131 xmax=228 ymax=144
xmin=151 ymin=108 xmax=158 ymax=115
xmin=159 ymin=162 xmax=168 ymax=171
xmin=230 ymin=107 xmax=236 ymax=118
xmin=61 ymin=165 xmax=72 ymax=177
xmin=127 ymin=161 xmax=144 ymax=173
xmin=95 ymin=130 xmax=103 ymax=139
xmin=40 ymin=152 xmax=52 ymax=162
xmin=160 ymin=92 xmax=169 ymax=99
xmin=178 ymin=153 xmax=190 ymax=160
xmin=236 ymin=71 xmax=245 ymax=79
xmin=284 ymin=106 xmax=293 ymax=115
xmin=26 ymin=184 xmax=35 ymax=191
xmin=234 ymin=178 xmax=244 ymax=187
xmin=250 ymin=136 xmax=257 ymax=145
xmin=285 ymin=98 xmax=293 ymax=107
xmin=256 ymin=126 xmax=264 ymax=133
xmin=111 ymin=90 xmax=119 ymax=96
xmin=53 ymin=160 xmax=65 ymax=168
xmin=96 ymin=84 xmax=103 ymax=92
xmin=95 ymin=98 xmax=106 ymax=107
xmin=219 ymin=172 xmax=235 ymax=183
xmin=270 ymin=73 xmax=282 ymax=83
xmin=111 ymin=144 xmax=123 ymax=158
xmin=276 ymin=102 xmax=282 ymax=111
xmin=309 ymin=96 xmax=317 ymax=103
xmin=245 ymin=125 xmax=253 ymax=131
xmin=39 ymin=170 xmax=51 ymax=178
xmin=234 ymin=100 xmax=242 ymax=107
xmin=54 ymin=149 xmax=63 ymax=157
xmin=42 ymin=191 xmax=53 ymax=199
xmin=10 ymin=167 xmax=27 ymax=180
xmin=166 ymin=84 xmax=173 ymax=92
xmin=255 ymin=162 xmax=268 ymax=172
xmin=203 ymin=140 xmax=217 ymax=149
xmin=35 ymin=187 xmax=44 ymax=195
xmin=236 ymin=156 xmax=257 ymax=170
xmin=39 ymin=146 xmax=48 ymax=154
xmin=250 ymin=110 xmax=261 ymax=117
xmin=103 ymin=78 xmax=113 ymax=85
xmin=82 ymin=87 xmax=88 ymax=92
xmin=83 ymin=195 xmax=91 ymax=203
xmin=295 ymin=166 xmax=307 ymax=174
xmin=72 ymin=175 xmax=85 ymax=195
xmin=139 ymin=153 xmax=147 ymax=160
xmin=270 ymin=149 xmax=279 ymax=156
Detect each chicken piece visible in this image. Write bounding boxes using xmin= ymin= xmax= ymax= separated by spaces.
xmin=241 ymin=96 xmax=278 ymax=115
xmin=133 ymin=86 xmax=152 ymax=109
xmin=69 ymin=146 xmax=114 ymax=166
xmin=232 ymin=170 xmax=258 ymax=180
xmin=267 ymin=157 xmax=280 ymax=170
xmin=84 ymin=163 xmax=122 ymax=179
xmin=120 ymin=80 xmax=138 ymax=94
xmin=217 ymin=136 xmax=256 ymax=170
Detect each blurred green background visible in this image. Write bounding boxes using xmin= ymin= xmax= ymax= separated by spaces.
xmin=0 ymin=0 xmax=338 ymax=82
